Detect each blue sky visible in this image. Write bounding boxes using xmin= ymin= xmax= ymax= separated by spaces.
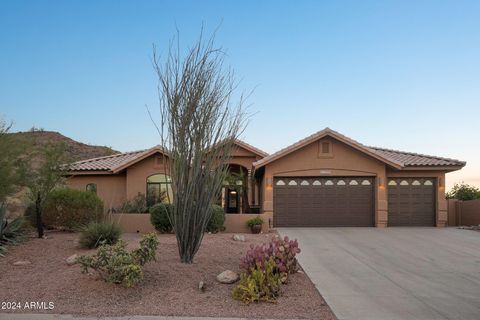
xmin=1 ymin=0 xmax=479 ymax=189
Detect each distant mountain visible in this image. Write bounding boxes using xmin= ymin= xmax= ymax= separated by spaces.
xmin=10 ymin=129 xmax=118 ymax=163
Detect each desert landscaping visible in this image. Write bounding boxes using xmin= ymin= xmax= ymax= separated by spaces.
xmin=0 ymin=230 xmax=334 ymax=319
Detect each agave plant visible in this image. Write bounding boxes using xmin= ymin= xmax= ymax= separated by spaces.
xmin=0 ymin=204 xmax=25 ymax=257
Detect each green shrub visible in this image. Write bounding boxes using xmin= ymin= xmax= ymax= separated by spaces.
xmin=79 ymin=221 xmax=122 ymax=249
xmin=246 ymin=216 xmax=263 ymax=227
xmin=77 ymin=233 xmax=159 ymax=288
xmin=206 ymin=205 xmax=225 ymax=233
xmin=150 ymin=203 xmax=225 ymax=233
xmin=118 ymin=194 xmax=149 ymax=213
xmin=1 ymin=205 xmax=25 ymax=257
xmin=149 ymin=203 xmax=173 ymax=233
xmin=232 ymin=257 xmax=283 ymax=304
xmin=446 ymin=183 xmax=480 ymax=201
xmin=42 ymin=188 xmax=104 ymax=230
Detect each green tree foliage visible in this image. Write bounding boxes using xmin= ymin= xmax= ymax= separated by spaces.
xmin=0 ymin=118 xmax=26 ymax=203
xmin=446 ymin=183 xmax=480 ymax=201
xmin=25 ymin=144 xmax=68 ymax=238
xmin=41 ymin=188 xmax=104 ymax=229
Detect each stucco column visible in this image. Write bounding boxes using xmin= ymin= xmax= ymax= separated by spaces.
xmin=376 ymin=174 xmax=388 ymax=227
xmin=247 ymin=169 xmax=253 ymax=207
xmin=437 ymin=174 xmax=448 ymax=227
xmin=263 ymin=175 xmax=273 ymax=213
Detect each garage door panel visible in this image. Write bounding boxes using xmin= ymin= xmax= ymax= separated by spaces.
xmin=388 ymin=178 xmax=435 ymax=226
xmin=274 ymin=177 xmax=374 ymax=227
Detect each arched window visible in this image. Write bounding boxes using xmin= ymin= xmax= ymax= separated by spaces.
xmin=147 ymin=174 xmax=173 ymax=206
xmin=86 ymin=183 xmax=97 ymax=194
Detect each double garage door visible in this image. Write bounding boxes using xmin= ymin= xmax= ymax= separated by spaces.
xmin=273 ymin=176 xmax=436 ymax=227
xmin=274 ymin=177 xmax=375 ymax=227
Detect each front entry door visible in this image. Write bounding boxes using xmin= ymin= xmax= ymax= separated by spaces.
xmin=226 ymin=188 xmax=239 ymax=213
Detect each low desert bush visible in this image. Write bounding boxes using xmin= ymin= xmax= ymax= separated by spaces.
xmin=232 ymin=257 xmax=283 ymax=304
xmin=233 ymin=236 xmax=301 ymax=304
xmin=149 ymin=203 xmax=174 ymax=233
xmin=206 ymin=205 xmax=225 ymax=233
xmin=77 ymin=233 xmax=159 ymax=288
xmin=41 ymin=188 xmax=104 ymax=230
xmin=0 ymin=205 xmax=25 ymax=257
xmin=118 ymin=194 xmax=149 ymax=213
xmin=241 ymin=236 xmax=301 ymax=275
xmin=79 ymin=221 xmax=122 ymax=249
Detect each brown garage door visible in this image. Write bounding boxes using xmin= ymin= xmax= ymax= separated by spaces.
xmin=388 ymin=178 xmax=436 ymax=226
xmin=274 ymin=177 xmax=374 ymax=227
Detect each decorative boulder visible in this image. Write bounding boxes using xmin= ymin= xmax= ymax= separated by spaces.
xmin=13 ymin=260 xmax=31 ymax=266
xmin=232 ymin=234 xmax=245 ymax=242
xmin=66 ymin=254 xmax=78 ymax=266
xmin=216 ymin=270 xmax=239 ymax=284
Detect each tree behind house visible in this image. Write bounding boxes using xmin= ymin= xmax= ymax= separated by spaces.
xmin=446 ymin=183 xmax=480 ymax=201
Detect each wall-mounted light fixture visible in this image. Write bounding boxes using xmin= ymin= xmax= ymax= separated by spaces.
xmin=266 ymin=177 xmax=273 ymax=189
xmin=378 ymin=177 xmax=384 ymax=188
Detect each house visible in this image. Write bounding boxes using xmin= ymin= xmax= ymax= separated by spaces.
xmin=66 ymin=128 xmax=465 ymax=231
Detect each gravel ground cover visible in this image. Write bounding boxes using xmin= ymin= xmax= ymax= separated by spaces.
xmin=0 ymin=231 xmax=335 ymax=319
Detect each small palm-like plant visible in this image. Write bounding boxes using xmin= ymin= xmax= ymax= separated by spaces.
xmin=0 ymin=204 xmax=25 ymax=256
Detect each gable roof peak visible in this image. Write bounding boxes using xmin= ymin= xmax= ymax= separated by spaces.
xmin=234 ymin=139 xmax=269 ymax=158
xmin=253 ymin=128 xmax=403 ymax=169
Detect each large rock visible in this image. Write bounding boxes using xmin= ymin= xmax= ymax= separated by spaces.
xmin=232 ymin=234 xmax=245 ymax=242
xmin=216 ymin=270 xmax=239 ymax=284
xmin=13 ymin=260 xmax=31 ymax=266
xmin=66 ymin=254 xmax=78 ymax=266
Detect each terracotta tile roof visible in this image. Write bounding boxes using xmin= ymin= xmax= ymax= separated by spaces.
xmin=68 ymin=150 xmax=147 ymax=172
xmin=235 ymin=139 xmax=269 ymax=158
xmin=253 ymin=128 xmax=465 ymax=169
xmin=368 ymin=147 xmax=465 ymax=167
xmin=67 ymin=140 xmax=266 ymax=173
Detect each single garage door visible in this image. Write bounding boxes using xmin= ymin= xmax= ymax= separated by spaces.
xmin=274 ymin=177 xmax=374 ymax=227
xmin=388 ymin=178 xmax=436 ymax=226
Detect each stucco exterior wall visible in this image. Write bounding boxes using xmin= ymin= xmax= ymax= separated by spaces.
xmin=66 ymin=174 xmax=127 ymax=210
xmin=110 ymin=212 xmax=272 ymax=234
xmin=261 ymin=138 xmax=389 ymax=227
xmin=386 ymin=169 xmax=447 ymax=227
xmin=126 ymin=154 xmax=168 ymax=200
xmin=110 ymin=213 xmax=156 ymax=233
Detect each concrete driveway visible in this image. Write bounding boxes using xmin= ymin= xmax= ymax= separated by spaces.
xmin=278 ymin=227 xmax=480 ymax=320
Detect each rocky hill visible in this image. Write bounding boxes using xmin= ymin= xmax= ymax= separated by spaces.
xmin=10 ymin=129 xmax=118 ymax=162
xmin=4 ymin=130 xmax=119 ymax=219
